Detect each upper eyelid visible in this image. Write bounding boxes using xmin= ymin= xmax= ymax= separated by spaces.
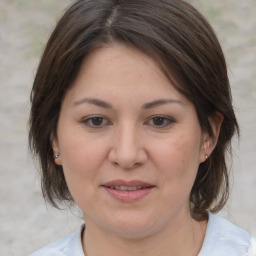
xmin=145 ymin=115 xmax=174 ymax=121
xmin=82 ymin=115 xmax=111 ymax=125
xmin=82 ymin=114 xmax=107 ymax=120
xmin=144 ymin=115 xmax=175 ymax=126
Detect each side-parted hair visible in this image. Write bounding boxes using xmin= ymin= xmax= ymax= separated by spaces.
xmin=29 ymin=0 xmax=239 ymax=220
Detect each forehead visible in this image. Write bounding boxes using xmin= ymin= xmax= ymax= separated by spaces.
xmin=81 ymin=43 xmax=164 ymax=81
xmin=65 ymin=43 xmax=186 ymax=103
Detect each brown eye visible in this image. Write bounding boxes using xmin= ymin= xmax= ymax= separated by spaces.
xmin=83 ymin=116 xmax=110 ymax=128
xmin=91 ymin=117 xmax=104 ymax=126
xmin=152 ymin=117 xmax=165 ymax=126
xmin=146 ymin=116 xmax=174 ymax=128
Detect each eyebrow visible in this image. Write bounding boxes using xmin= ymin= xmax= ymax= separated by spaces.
xmin=72 ymin=98 xmax=113 ymax=108
xmin=142 ymin=99 xmax=183 ymax=109
xmin=72 ymin=97 xmax=183 ymax=109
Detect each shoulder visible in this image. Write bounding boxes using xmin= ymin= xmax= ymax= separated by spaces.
xmin=29 ymin=225 xmax=85 ymax=256
xmin=199 ymin=212 xmax=256 ymax=256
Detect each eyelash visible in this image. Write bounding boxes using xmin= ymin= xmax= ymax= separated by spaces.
xmin=145 ymin=116 xmax=175 ymax=128
xmin=82 ymin=115 xmax=111 ymax=128
xmin=81 ymin=115 xmax=175 ymax=129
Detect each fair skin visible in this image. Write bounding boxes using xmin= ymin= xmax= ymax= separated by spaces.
xmin=53 ymin=43 xmax=222 ymax=256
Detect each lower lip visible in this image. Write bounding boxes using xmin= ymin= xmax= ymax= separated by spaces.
xmin=102 ymin=186 xmax=154 ymax=202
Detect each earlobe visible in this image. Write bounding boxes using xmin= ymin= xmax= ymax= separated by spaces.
xmin=54 ymin=153 xmax=62 ymax=165
xmin=52 ymin=138 xmax=62 ymax=166
xmin=200 ymin=138 xmax=210 ymax=163
xmin=200 ymin=112 xmax=223 ymax=163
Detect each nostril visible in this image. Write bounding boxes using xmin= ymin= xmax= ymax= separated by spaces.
xmin=109 ymin=152 xmax=144 ymax=169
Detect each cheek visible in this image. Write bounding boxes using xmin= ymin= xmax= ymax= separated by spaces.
xmin=58 ymin=137 xmax=107 ymax=208
xmin=153 ymin=132 xmax=202 ymax=184
xmin=58 ymin=132 xmax=107 ymax=186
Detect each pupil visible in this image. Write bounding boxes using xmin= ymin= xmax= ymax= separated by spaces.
xmin=153 ymin=117 xmax=164 ymax=125
xmin=92 ymin=117 xmax=103 ymax=125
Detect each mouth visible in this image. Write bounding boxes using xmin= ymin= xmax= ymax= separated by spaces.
xmin=101 ymin=180 xmax=155 ymax=202
xmin=105 ymin=185 xmax=152 ymax=191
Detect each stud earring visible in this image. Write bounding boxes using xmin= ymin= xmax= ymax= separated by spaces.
xmin=205 ymin=155 xmax=208 ymax=160
xmin=54 ymin=153 xmax=62 ymax=165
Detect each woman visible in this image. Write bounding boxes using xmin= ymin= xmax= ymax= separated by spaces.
xmin=29 ymin=0 xmax=255 ymax=255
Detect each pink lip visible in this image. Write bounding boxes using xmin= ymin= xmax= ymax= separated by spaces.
xmin=103 ymin=179 xmax=154 ymax=187
xmin=101 ymin=180 xmax=155 ymax=202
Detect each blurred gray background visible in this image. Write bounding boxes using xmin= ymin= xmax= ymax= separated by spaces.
xmin=0 ymin=0 xmax=255 ymax=255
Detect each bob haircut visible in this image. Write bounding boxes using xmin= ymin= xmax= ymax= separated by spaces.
xmin=29 ymin=0 xmax=239 ymax=220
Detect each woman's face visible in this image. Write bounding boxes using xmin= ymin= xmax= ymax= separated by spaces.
xmin=53 ymin=43 xmax=211 ymax=238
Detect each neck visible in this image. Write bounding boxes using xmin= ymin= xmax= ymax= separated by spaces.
xmin=82 ymin=213 xmax=207 ymax=256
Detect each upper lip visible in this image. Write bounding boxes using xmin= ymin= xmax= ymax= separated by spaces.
xmin=102 ymin=180 xmax=154 ymax=188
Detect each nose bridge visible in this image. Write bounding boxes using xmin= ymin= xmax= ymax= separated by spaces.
xmin=109 ymin=121 xmax=146 ymax=168
xmin=118 ymin=122 xmax=137 ymax=153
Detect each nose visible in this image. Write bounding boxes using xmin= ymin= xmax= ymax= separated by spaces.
xmin=108 ymin=124 xmax=147 ymax=169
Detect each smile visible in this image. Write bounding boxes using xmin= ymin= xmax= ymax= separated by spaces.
xmin=108 ymin=186 xmax=147 ymax=191
xmin=102 ymin=180 xmax=155 ymax=202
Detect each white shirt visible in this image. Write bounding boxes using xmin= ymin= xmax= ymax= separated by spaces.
xmin=29 ymin=212 xmax=256 ymax=256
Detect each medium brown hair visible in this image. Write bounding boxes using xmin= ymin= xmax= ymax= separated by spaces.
xmin=29 ymin=0 xmax=239 ymax=219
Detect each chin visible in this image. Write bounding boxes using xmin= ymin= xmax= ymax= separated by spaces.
xmin=101 ymin=214 xmax=161 ymax=239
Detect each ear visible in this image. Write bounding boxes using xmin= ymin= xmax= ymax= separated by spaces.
xmin=200 ymin=112 xmax=223 ymax=163
xmin=52 ymin=137 xmax=62 ymax=166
